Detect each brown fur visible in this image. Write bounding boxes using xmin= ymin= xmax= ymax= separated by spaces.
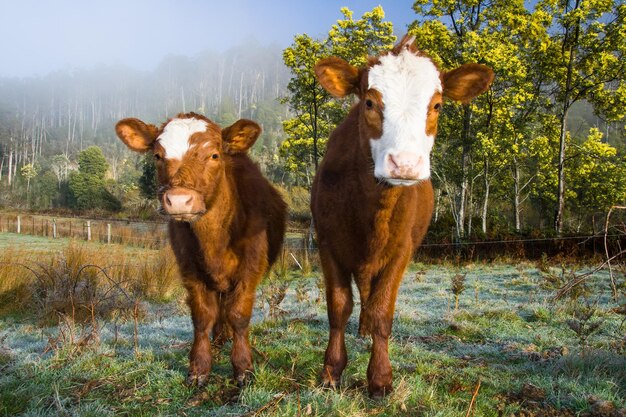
xmin=312 ymin=38 xmax=493 ymax=398
xmin=115 ymin=113 xmax=287 ymax=387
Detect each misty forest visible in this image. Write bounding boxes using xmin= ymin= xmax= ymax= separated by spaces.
xmin=0 ymin=2 xmax=625 ymax=241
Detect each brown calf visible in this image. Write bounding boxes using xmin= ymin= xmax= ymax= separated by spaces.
xmin=115 ymin=113 xmax=286 ymax=387
xmin=312 ymin=36 xmax=494 ymax=397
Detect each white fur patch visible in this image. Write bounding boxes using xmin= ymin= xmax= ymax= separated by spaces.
xmin=157 ymin=118 xmax=208 ymax=160
xmin=368 ymin=49 xmax=441 ymax=182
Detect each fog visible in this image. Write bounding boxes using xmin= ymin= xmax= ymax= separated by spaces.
xmin=0 ymin=0 xmax=416 ymax=175
xmin=1 ymin=0 xmax=415 ymax=78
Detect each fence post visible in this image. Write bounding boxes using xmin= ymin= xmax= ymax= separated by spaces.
xmin=52 ymin=219 xmax=57 ymax=239
xmin=87 ymin=221 xmax=91 ymax=241
xmin=69 ymin=221 xmax=72 ymax=238
xmin=107 ymin=223 xmax=111 ymax=244
xmin=17 ymin=216 xmax=21 ymax=234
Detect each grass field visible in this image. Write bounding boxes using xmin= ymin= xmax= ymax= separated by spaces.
xmin=0 ymin=233 xmax=624 ymax=416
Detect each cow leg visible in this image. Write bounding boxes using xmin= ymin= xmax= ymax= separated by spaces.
xmin=363 ymin=253 xmax=411 ymax=398
xmin=184 ymin=279 xmax=219 ymax=387
xmin=320 ymin=248 xmax=353 ymax=388
xmin=224 ymin=282 xmax=257 ymax=387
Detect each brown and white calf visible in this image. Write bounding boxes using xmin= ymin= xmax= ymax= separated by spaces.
xmin=115 ymin=113 xmax=287 ymax=387
xmin=312 ymin=35 xmax=494 ymax=397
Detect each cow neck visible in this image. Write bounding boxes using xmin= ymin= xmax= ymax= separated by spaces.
xmin=192 ymin=167 xmax=237 ymax=255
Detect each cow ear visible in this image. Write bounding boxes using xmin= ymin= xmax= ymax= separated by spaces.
xmin=442 ymin=64 xmax=494 ymax=104
xmin=222 ymin=119 xmax=261 ymax=154
xmin=115 ymin=118 xmax=158 ymax=153
xmin=315 ymin=57 xmax=360 ymax=98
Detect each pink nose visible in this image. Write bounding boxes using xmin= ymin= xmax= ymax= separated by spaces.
xmin=162 ymin=188 xmax=202 ymax=215
xmin=387 ymin=152 xmax=423 ymax=179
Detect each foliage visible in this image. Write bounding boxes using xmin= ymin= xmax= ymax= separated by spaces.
xmin=280 ymin=6 xmax=396 ymax=186
xmin=68 ymin=146 xmax=121 ymax=211
xmin=535 ymin=0 xmax=626 ymax=232
xmin=568 ymin=128 xmax=626 ymax=212
xmin=138 ymin=153 xmax=158 ymax=200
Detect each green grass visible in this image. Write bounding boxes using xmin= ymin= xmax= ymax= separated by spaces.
xmin=1 ymin=254 xmax=625 ymax=416
xmin=0 ymin=232 xmax=159 ymax=256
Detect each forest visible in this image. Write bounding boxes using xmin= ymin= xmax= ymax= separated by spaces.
xmin=0 ymin=1 xmax=624 ymax=241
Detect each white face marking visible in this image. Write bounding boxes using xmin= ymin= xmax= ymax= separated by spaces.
xmin=157 ymin=118 xmax=208 ymax=160
xmin=367 ymin=49 xmax=441 ymax=184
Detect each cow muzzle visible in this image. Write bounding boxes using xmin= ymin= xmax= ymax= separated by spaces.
xmin=379 ymin=152 xmax=429 ymax=186
xmin=160 ymin=187 xmax=206 ymax=222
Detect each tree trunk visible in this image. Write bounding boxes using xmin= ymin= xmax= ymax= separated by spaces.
xmin=8 ymin=148 xmax=13 ymax=187
xmin=554 ymin=0 xmax=581 ymax=235
xmin=481 ymin=158 xmax=489 ymax=235
xmin=554 ymin=107 xmax=569 ymax=235
xmin=513 ymin=156 xmax=521 ymax=232
xmin=457 ymin=105 xmax=473 ymax=240
xmin=434 ymin=188 xmax=441 ymax=223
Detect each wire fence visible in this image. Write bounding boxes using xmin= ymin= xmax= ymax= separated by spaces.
xmin=0 ymin=213 xmax=169 ymax=249
xmin=0 ymin=212 xmax=624 ymax=261
xmin=0 ymin=213 xmax=310 ymax=252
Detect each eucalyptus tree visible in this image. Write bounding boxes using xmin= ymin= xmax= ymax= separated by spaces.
xmin=537 ymin=0 xmax=626 ymax=234
xmin=280 ymin=6 xmax=395 ymax=186
xmin=409 ymin=0 xmax=551 ymax=237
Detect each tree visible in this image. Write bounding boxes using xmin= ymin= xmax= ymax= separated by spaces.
xmin=69 ymin=146 xmax=121 ymax=211
xmin=77 ymin=145 xmax=108 ymax=177
xmin=569 ymin=128 xmax=626 ymax=219
xmin=20 ymin=163 xmax=38 ymax=207
xmin=537 ymin=0 xmax=626 ymax=233
xmin=138 ymin=153 xmax=157 ymax=200
xmin=410 ymin=0 xmax=549 ymax=237
xmin=20 ymin=163 xmax=38 ymax=194
xmin=280 ymin=6 xmax=395 ymax=186
xmin=50 ymin=154 xmax=73 ymax=188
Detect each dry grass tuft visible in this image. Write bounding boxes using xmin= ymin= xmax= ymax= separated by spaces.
xmin=0 ymin=242 xmax=182 ymax=318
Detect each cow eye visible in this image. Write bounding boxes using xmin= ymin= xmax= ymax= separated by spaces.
xmin=365 ymin=99 xmax=373 ymax=109
xmin=154 ymin=153 xmax=162 ymax=161
xmin=434 ymin=103 xmax=442 ymax=111
xmin=211 ymin=153 xmax=219 ymax=160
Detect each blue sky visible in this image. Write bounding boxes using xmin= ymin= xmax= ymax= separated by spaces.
xmin=0 ymin=0 xmax=417 ymax=78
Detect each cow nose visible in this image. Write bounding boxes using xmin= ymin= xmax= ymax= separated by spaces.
xmin=163 ymin=188 xmax=198 ymax=214
xmin=165 ymin=193 xmax=192 ymax=210
xmin=387 ymin=152 xmax=423 ymax=179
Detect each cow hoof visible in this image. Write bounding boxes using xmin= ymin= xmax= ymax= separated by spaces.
xmin=186 ymin=372 xmax=209 ymax=388
xmin=235 ymin=370 xmax=254 ymax=389
xmin=368 ymin=383 xmax=393 ymax=399
xmin=321 ymin=367 xmax=341 ymax=389
xmin=321 ymin=378 xmax=340 ymax=390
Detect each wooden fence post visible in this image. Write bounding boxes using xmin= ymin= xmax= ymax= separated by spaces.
xmin=87 ymin=221 xmax=91 ymax=241
xmin=107 ymin=223 xmax=111 ymax=244
xmin=17 ymin=216 xmax=21 ymax=234
xmin=52 ymin=219 xmax=57 ymax=239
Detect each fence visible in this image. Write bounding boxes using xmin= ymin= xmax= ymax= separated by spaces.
xmin=0 ymin=212 xmax=623 ymax=262
xmin=0 ymin=213 xmax=169 ymax=249
xmin=0 ymin=213 xmax=310 ymax=253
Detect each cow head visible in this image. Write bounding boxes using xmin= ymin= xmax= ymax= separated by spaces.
xmin=315 ymin=35 xmax=494 ymax=186
xmin=115 ymin=113 xmax=261 ymax=222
